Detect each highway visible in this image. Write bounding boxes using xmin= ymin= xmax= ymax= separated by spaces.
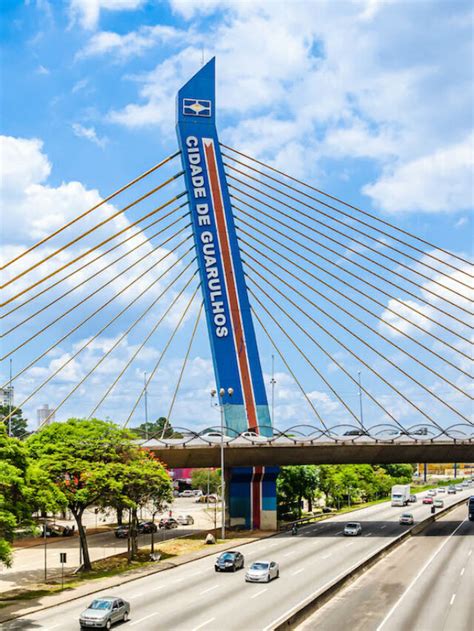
xmin=3 ymin=487 xmax=472 ymax=631
xmin=298 ymin=503 xmax=473 ymax=631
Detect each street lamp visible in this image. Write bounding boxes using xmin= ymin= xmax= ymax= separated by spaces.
xmin=211 ymin=386 xmax=233 ymax=540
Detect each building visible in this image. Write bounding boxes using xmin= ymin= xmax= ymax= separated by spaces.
xmin=0 ymin=386 xmax=14 ymax=408
xmin=37 ymin=404 xmax=55 ymax=427
xmin=417 ymin=463 xmax=474 ymax=477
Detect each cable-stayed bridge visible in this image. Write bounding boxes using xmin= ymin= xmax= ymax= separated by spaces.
xmin=1 ymin=59 xmax=472 ymax=529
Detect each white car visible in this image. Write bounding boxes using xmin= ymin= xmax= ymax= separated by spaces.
xmin=201 ymin=431 xmax=230 ymax=443
xmin=245 ymin=560 xmax=279 ymax=583
xmin=176 ymin=514 xmax=194 ymax=525
xmin=178 ymin=490 xmax=194 ymax=498
xmin=240 ymin=431 xmax=268 ymax=442
xmin=343 ymin=522 xmax=362 ymax=536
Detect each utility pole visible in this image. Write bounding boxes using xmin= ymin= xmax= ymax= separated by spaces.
xmin=144 ymin=372 xmax=148 ymax=440
xmin=270 ymin=354 xmax=276 ymax=426
xmin=211 ymin=386 xmax=233 ymax=540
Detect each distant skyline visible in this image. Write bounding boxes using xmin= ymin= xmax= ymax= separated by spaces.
xmin=1 ymin=0 xmax=472 ymax=432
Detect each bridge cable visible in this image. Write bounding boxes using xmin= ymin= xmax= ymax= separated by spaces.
xmin=2 ymin=171 xmax=184 ymax=289
xmin=224 ymin=162 xmax=471 ymax=299
xmin=237 ymin=226 xmax=471 ymax=379
xmin=229 ymin=183 xmax=472 ymax=323
xmin=243 ymin=253 xmax=472 ymax=405
xmin=1 ymin=201 xmax=189 ymax=319
xmin=221 ymin=144 xmax=472 ymax=272
xmin=2 ymin=213 xmax=190 ymax=336
xmin=36 ymin=271 xmax=198 ymax=430
xmin=2 ymin=150 xmax=181 ymax=271
xmin=123 ymin=283 xmax=201 ymax=428
xmin=88 ymin=282 xmax=200 ymax=420
xmin=251 ymin=308 xmax=329 ymax=431
xmin=161 ymin=302 xmax=204 ymax=439
xmin=1 ymin=244 xmax=194 ymax=389
xmin=1 ymin=191 xmax=188 ymax=308
xmin=248 ymin=286 xmax=448 ymax=433
xmin=1 ymin=230 xmax=192 ymax=360
xmin=233 ymin=198 xmax=471 ymax=344
xmin=3 ymin=258 xmax=197 ymax=426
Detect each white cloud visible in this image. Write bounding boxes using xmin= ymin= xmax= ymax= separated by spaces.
xmin=72 ymin=122 xmax=108 ymax=148
xmin=363 ymin=133 xmax=474 ymax=213
xmin=68 ymin=0 xmax=145 ymax=30
xmin=0 ymin=136 xmax=51 ymax=194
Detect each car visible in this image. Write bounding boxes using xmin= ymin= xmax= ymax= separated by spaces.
xmin=114 ymin=526 xmax=129 ymax=539
xmin=399 ymin=513 xmax=415 ymax=525
xmin=159 ymin=517 xmax=179 ymax=529
xmin=178 ymin=490 xmax=194 ymax=498
xmin=42 ymin=523 xmax=74 ymax=537
xmin=408 ymin=495 xmax=417 ymax=503
xmin=343 ymin=522 xmax=362 ymax=536
xmin=245 ymin=560 xmax=279 ymax=583
xmin=447 ymin=487 xmax=456 ymax=494
xmin=201 ymin=431 xmax=230 ymax=443
xmin=343 ymin=429 xmax=368 ymax=437
xmin=423 ymin=496 xmax=433 ymax=504
xmin=241 ymin=431 xmax=268 ymax=442
xmin=427 ymin=490 xmax=436 ymax=496
xmin=193 ymin=489 xmax=203 ymax=496
xmin=215 ymin=551 xmax=244 ymax=572
xmin=79 ymin=596 xmax=130 ymax=629
xmin=196 ymin=494 xmax=218 ymax=503
xmin=434 ymin=499 xmax=444 ymax=508
xmin=138 ymin=521 xmax=157 ymax=534
xmin=176 ymin=514 xmax=194 ymax=526
xmin=437 ymin=488 xmax=446 ymax=493
xmin=455 ymin=485 xmax=463 ymax=491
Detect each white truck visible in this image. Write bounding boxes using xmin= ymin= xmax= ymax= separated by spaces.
xmin=391 ymin=484 xmax=411 ymax=507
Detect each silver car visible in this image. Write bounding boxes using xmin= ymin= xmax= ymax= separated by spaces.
xmin=245 ymin=560 xmax=279 ymax=583
xmin=79 ymin=596 xmax=130 ymax=629
xmin=343 ymin=522 xmax=362 ymax=536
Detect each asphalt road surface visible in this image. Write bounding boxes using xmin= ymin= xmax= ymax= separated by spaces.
xmin=3 ymin=488 xmax=472 ymax=631
xmin=298 ymin=502 xmax=473 ymax=631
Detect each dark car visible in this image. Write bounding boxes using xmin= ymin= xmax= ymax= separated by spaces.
xmin=138 ymin=521 xmax=157 ymax=534
xmin=159 ymin=517 xmax=179 ymax=530
xmin=215 ymin=551 xmax=245 ymax=572
xmin=114 ymin=526 xmax=129 ymax=539
xmin=343 ymin=429 xmax=368 ymax=437
xmin=42 ymin=523 xmax=74 ymax=537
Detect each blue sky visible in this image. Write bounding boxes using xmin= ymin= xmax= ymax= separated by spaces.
xmin=1 ymin=0 xmax=472 ymax=434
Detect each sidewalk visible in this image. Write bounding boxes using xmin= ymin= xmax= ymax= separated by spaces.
xmin=0 ymin=531 xmax=275 ymax=624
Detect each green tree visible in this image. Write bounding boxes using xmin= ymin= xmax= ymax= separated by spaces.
xmin=133 ymin=417 xmax=182 ymax=440
xmin=27 ymin=418 xmax=138 ymax=571
xmin=277 ymin=466 xmax=319 ymax=517
xmin=191 ymin=469 xmax=221 ymax=494
xmin=0 ymin=405 xmax=28 ymax=440
xmin=379 ymin=464 xmax=414 ymax=481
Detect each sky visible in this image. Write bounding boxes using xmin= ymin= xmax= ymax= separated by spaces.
xmin=1 ymin=0 xmax=472 ymax=436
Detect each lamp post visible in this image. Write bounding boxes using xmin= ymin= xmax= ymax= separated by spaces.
xmin=211 ymin=386 xmax=233 ymax=540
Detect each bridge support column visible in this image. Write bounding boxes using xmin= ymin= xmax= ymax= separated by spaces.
xmin=228 ymin=466 xmax=279 ymax=531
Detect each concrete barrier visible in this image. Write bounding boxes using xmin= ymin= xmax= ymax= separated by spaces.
xmin=273 ymin=496 xmax=468 ymax=630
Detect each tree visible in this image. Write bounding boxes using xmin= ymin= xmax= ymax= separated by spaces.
xmin=277 ymin=466 xmax=319 ymax=517
xmin=0 ymin=405 xmax=28 ymax=439
xmin=379 ymin=464 xmax=414 ymax=481
xmin=27 ymin=418 xmax=138 ymax=571
xmin=191 ymin=469 xmax=221 ymax=495
xmin=133 ymin=417 xmax=182 ymax=440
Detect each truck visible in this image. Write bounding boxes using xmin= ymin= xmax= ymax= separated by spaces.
xmin=468 ymin=496 xmax=474 ymax=521
xmin=391 ymin=484 xmax=411 ymax=507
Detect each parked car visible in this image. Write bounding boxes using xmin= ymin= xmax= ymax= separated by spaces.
xmin=42 ymin=523 xmax=74 ymax=537
xmin=176 ymin=514 xmax=194 ymax=526
xmin=399 ymin=513 xmax=415 ymax=525
xmin=241 ymin=431 xmax=267 ymax=442
xmin=79 ymin=596 xmax=130 ymax=629
xmin=343 ymin=522 xmax=362 ymax=536
xmin=447 ymin=487 xmax=456 ymax=494
xmin=408 ymin=495 xmax=417 ymax=503
xmin=114 ymin=526 xmax=129 ymax=539
xmin=159 ymin=517 xmax=179 ymax=529
xmin=423 ymin=497 xmax=433 ymax=504
xmin=193 ymin=489 xmax=203 ymax=496
xmin=245 ymin=560 xmax=279 ymax=582
xmin=434 ymin=499 xmax=444 ymax=508
xmin=343 ymin=429 xmax=368 ymax=437
xmin=215 ymin=551 xmax=244 ymax=572
xmin=138 ymin=521 xmax=157 ymax=534
xmin=178 ymin=490 xmax=194 ymax=498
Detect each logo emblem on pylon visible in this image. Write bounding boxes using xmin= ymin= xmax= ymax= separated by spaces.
xmin=183 ymin=98 xmax=212 ymax=117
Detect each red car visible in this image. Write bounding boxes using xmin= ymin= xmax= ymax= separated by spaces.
xmin=423 ymin=496 xmax=433 ymax=504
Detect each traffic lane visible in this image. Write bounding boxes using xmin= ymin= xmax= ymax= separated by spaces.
xmin=4 ymin=489 xmax=472 ymax=629
xmin=297 ymin=504 xmax=473 ymax=631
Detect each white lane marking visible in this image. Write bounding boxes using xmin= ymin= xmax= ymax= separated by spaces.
xmin=366 ymin=533 xmax=373 ymax=537
xmin=292 ymin=568 xmax=305 ymax=576
xmin=450 ymin=594 xmax=456 ymax=605
xmin=345 ymin=541 xmax=355 ymax=547
xmin=199 ymin=584 xmax=219 ymax=595
xmin=267 ymin=542 xmax=279 ymax=548
xmin=173 ymin=577 xmax=185 ymax=583
xmin=460 ymin=567 xmax=465 ymax=576
xmin=379 ymin=525 xmax=386 ymax=530
xmin=150 ymin=584 xmax=165 ymax=592
xmin=468 ymin=549 xmax=472 ymax=557
xmin=376 ymin=519 xmax=467 ymax=630
xmin=321 ymin=553 xmax=332 ymax=559
xmin=191 ymin=617 xmax=216 ymax=631
xmin=251 ymin=588 xmax=268 ymax=599
xmin=130 ymin=612 xmax=158 ymax=626
xmin=284 ymin=551 xmax=294 ymax=557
